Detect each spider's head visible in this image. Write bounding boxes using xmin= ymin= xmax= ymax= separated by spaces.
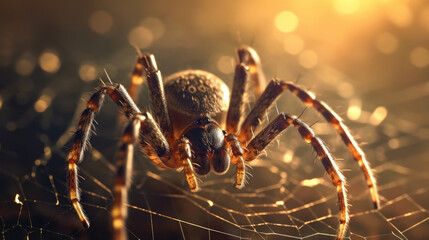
xmin=182 ymin=117 xmax=230 ymax=176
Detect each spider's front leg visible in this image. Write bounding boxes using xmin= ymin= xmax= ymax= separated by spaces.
xmin=67 ymin=83 xmax=141 ymax=228
xmin=242 ymin=113 xmax=349 ymax=240
xmin=225 ymin=46 xmax=252 ymax=188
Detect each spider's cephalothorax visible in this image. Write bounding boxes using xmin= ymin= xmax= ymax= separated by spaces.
xmin=67 ymin=46 xmax=380 ymax=240
xmin=183 ymin=117 xmax=230 ymax=175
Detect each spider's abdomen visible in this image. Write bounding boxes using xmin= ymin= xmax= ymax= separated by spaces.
xmin=164 ymin=70 xmax=229 ymax=115
xmin=164 ymin=70 xmax=230 ymax=136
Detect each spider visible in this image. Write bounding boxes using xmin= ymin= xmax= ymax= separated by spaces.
xmin=66 ymin=46 xmax=380 ymax=240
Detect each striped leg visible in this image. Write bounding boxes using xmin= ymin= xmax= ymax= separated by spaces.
xmin=127 ymin=55 xmax=145 ymax=102
xmin=285 ymin=83 xmax=379 ymax=209
xmin=112 ymin=116 xmax=143 ymax=240
xmin=67 ymin=84 xmax=141 ymax=228
xmin=225 ymin=134 xmax=246 ymax=188
xmin=243 ymin=113 xmax=349 ymax=240
xmin=238 ymin=78 xmax=379 ymax=209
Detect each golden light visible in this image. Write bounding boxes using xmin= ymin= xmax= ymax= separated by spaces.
xmin=299 ymin=50 xmax=318 ymax=69
xmin=375 ymin=32 xmax=399 ymax=54
xmin=39 ymin=50 xmax=61 ymax=73
xmin=347 ymin=98 xmax=362 ymax=120
xmin=216 ymin=55 xmax=234 ymax=74
xmin=15 ymin=194 xmax=23 ymax=205
xmin=369 ymin=106 xmax=388 ymax=126
xmin=89 ymin=11 xmax=113 ymax=34
xmin=333 ymin=0 xmax=360 ymax=15
xmin=274 ymin=11 xmax=299 ymax=33
xmin=128 ymin=26 xmax=154 ymax=49
xmin=410 ymin=47 xmax=429 ymax=68
xmin=0 ymin=94 xmax=3 ymax=110
xmin=283 ymin=149 xmax=294 ymax=163
xmin=301 ymin=178 xmax=321 ymax=187
xmin=388 ymin=138 xmax=400 ymax=149
xmin=283 ymin=35 xmax=304 ymax=55
xmin=34 ymin=94 xmax=53 ymax=113
xmin=79 ymin=63 xmax=98 ymax=82
xmin=207 ymin=200 xmax=214 ymax=207
xmin=275 ymin=200 xmax=284 ymax=206
xmin=15 ymin=53 xmax=36 ymax=76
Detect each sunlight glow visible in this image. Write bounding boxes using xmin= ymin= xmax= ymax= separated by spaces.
xmin=333 ymin=0 xmax=360 ymax=15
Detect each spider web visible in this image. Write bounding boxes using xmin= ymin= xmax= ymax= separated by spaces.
xmin=1 ymin=64 xmax=428 ymax=240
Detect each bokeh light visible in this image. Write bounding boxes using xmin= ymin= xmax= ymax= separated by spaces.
xmin=409 ymin=47 xmax=429 ymax=68
xmin=15 ymin=53 xmax=36 ymax=76
xmin=333 ymin=0 xmax=360 ymax=15
xmin=386 ymin=3 xmax=413 ymax=27
xmin=274 ymin=11 xmax=299 ymax=33
xmin=283 ymin=35 xmax=304 ymax=55
xmin=369 ymin=106 xmax=388 ymax=126
xmin=128 ymin=26 xmax=153 ymax=49
xmin=78 ymin=63 xmax=98 ymax=82
xmin=298 ymin=50 xmax=318 ymax=69
xmin=216 ymin=56 xmax=234 ymax=74
xmin=39 ymin=50 xmax=61 ymax=73
xmin=140 ymin=17 xmax=165 ymax=40
xmin=89 ymin=11 xmax=114 ymax=34
xmin=347 ymin=98 xmax=362 ymax=120
xmin=375 ymin=32 xmax=399 ymax=54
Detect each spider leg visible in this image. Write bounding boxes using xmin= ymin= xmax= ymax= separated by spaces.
xmin=137 ymin=113 xmax=198 ymax=190
xmin=141 ymin=53 xmax=174 ymax=143
xmin=226 ymin=62 xmax=248 ymax=134
xmin=285 ymin=82 xmax=379 ymax=209
xmin=127 ymin=54 xmax=145 ymax=102
xmin=176 ymin=137 xmax=199 ymax=192
xmin=237 ymin=46 xmax=266 ymax=99
xmin=112 ymin=115 xmax=143 ymax=240
xmin=67 ymin=84 xmax=141 ymax=228
xmin=225 ymin=133 xmax=246 ymax=188
xmin=237 ymin=78 xmax=379 ymax=209
xmin=243 ymin=113 xmax=349 ymax=240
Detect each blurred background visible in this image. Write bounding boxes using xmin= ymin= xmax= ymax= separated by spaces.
xmin=1 ymin=0 xmax=428 ymax=239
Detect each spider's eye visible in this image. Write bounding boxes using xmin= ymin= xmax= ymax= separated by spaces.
xmin=204 ymin=118 xmax=211 ymax=124
xmin=196 ymin=119 xmax=202 ymax=125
